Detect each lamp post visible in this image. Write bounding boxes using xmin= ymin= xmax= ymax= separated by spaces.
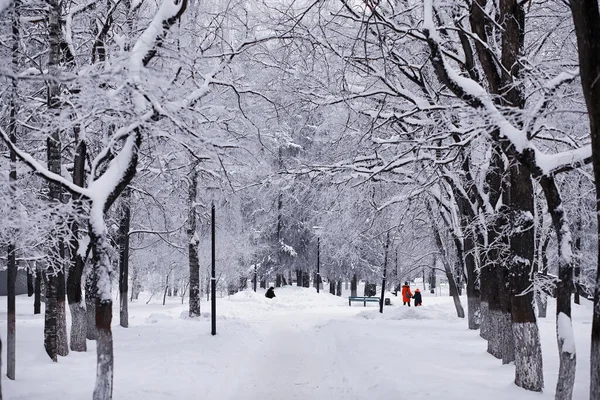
xmin=313 ymin=226 xmax=322 ymax=293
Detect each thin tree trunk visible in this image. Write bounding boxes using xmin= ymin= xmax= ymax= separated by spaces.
xmin=188 ymin=163 xmax=200 ymax=317
xmin=536 ymin=235 xmax=550 ymax=318
xmin=163 ymin=273 xmax=169 ymax=305
xmin=27 ymin=270 xmax=33 ymax=297
xmin=34 ymin=266 xmax=41 ymax=314
xmin=464 ymin=228 xmax=481 ymax=330
xmin=336 ymin=280 xmax=342 ymax=296
xmin=118 ymin=189 xmax=131 ymax=327
xmin=329 ymin=281 xmax=335 ymax=295
xmin=428 ymin=202 xmax=465 ymax=318
xmin=7 ymin=0 xmax=19 ymax=378
xmin=351 ymin=274 xmax=357 ymax=297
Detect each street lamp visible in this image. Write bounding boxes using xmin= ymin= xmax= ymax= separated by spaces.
xmin=313 ymin=226 xmax=323 ymax=293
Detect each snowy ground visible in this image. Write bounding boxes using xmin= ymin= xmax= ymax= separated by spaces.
xmin=0 ymin=285 xmax=592 ymax=399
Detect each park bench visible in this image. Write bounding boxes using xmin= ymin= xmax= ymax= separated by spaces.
xmin=348 ymin=296 xmax=382 ymax=307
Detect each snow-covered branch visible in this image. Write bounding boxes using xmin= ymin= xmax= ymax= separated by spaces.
xmin=422 ymin=0 xmax=590 ymax=178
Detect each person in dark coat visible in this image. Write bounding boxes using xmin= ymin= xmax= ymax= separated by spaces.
xmin=265 ymin=286 xmax=276 ymax=299
xmin=413 ymin=288 xmax=422 ymax=307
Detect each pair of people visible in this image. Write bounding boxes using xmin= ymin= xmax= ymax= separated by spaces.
xmin=401 ymin=281 xmax=422 ymax=307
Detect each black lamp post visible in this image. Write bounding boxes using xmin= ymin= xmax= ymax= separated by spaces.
xmin=316 ymin=237 xmax=320 ymax=293
xmin=313 ymin=226 xmax=322 ymax=293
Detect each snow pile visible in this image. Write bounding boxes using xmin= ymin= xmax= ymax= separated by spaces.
xmin=226 ymin=286 xmax=348 ymax=312
xmin=357 ymin=302 xmax=458 ymax=321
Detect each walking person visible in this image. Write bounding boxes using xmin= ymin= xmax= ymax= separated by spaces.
xmin=401 ymin=281 xmax=412 ymax=307
xmin=413 ymin=288 xmax=422 ymax=307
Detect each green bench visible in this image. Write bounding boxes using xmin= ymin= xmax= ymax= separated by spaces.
xmin=348 ymin=296 xmax=380 ymax=307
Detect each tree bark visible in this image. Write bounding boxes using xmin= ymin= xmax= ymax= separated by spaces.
xmin=329 ymin=281 xmax=335 ymax=295
xmin=7 ymin=0 xmax=19 ymax=379
xmin=336 ymin=280 xmax=342 ymax=296
xmin=86 ymin=269 xmax=99 ymax=340
xmin=188 ymin=163 xmax=200 ymax=317
xmin=67 ymin=139 xmax=87 ymax=351
xmin=34 ymin=265 xmax=41 ymax=314
xmin=507 ymin=163 xmax=543 ymax=392
xmin=539 ymin=175 xmax=577 ymax=398
xmin=118 ymin=189 xmax=131 ymax=327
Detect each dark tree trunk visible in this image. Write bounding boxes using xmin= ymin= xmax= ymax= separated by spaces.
xmin=7 ymin=249 xmax=16 ymax=379
xmin=44 ymin=267 xmax=58 ymax=362
xmin=56 ymin=241 xmax=69 ymax=357
xmin=464 ymin=230 xmax=480 ymax=330
xmin=260 ymin=279 xmax=267 ymax=289
xmin=329 ymin=281 xmax=335 ymax=295
xmin=7 ymin=0 xmax=19 ymax=379
xmin=67 ymin=137 xmax=87 ymax=351
xmin=536 ymin=236 xmax=550 ymax=318
xmin=118 ymin=189 xmax=131 ymax=327
xmin=34 ymin=266 xmax=41 ymax=314
xmin=296 ymin=270 xmax=302 ymax=286
xmin=188 ymin=163 xmax=200 ymax=318
xmin=27 ymin=270 xmax=34 ymax=297
xmin=163 ymin=273 xmax=169 ymax=305
xmin=302 ymin=272 xmax=309 ymax=288
xmin=276 ymin=274 xmax=282 ymax=288
xmin=336 ymin=280 xmax=342 ymax=296
xmin=507 ymin=163 xmax=543 ymax=392
xmin=351 ymin=274 xmax=357 ymax=297
xmin=574 ymin=210 xmax=582 ymax=305
xmin=86 ymin=269 xmax=98 ymax=340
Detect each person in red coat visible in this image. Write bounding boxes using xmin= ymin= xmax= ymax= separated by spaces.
xmin=401 ymin=282 xmax=413 ymax=307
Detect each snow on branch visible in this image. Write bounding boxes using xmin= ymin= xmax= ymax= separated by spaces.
xmin=0 ymin=126 xmax=91 ymax=198
xmin=422 ymin=0 xmax=590 ymax=177
xmin=129 ymin=0 xmax=187 ymax=74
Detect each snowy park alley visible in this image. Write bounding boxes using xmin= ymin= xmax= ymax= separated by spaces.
xmin=1 ymin=285 xmax=593 ymax=400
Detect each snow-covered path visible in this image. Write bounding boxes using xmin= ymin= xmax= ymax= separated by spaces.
xmin=1 ymin=286 xmax=593 ymax=399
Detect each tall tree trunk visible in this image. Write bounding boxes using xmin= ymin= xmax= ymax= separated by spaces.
xmin=7 ymin=0 xmax=19 ymax=378
xmin=507 ymin=163 xmax=543 ymax=392
xmin=428 ymin=202 xmax=465 ymax=318
xmin=90 ymin=228 xmax=114 ymax=400
xmin=56 ymin=241 xmax=69 ymax=357
xmin=188 ymin=163 xmax=200 ymax=317
xmin=329 ymin=281 xmax=335 ymax=295
xmin=118 ymin=189 xmax=131 ymax=327
xmin=539 ymin=175 xmax=577 ymax=398
xmin=573 ymin=205 xmax=582 ymax=305
xmin=47 ymin=0 xmax=69 ymax=358
xmin=86 ymin=269 xmax=98 ymax=340
xmin=67 ymin=139 xmax=87 ymax=351
xmin=567 ymin=7 xmax=600 ymax=390
xmin=336 ymin=280 xmax=342 ymax=296
xmin=44 ymin=265 xmax=58 ymax=361
xmin=463 ymin=225 xmax=481 ymax=329
xmin=536 ymin=236 xmax=550 ymax=318
xmin=34 ymin=265 xmax=41 ymax=314
xmin=27 ymin=271 xmax=34 ymax=297
xmin=351 ymin=274 xmax=357 ymax=297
